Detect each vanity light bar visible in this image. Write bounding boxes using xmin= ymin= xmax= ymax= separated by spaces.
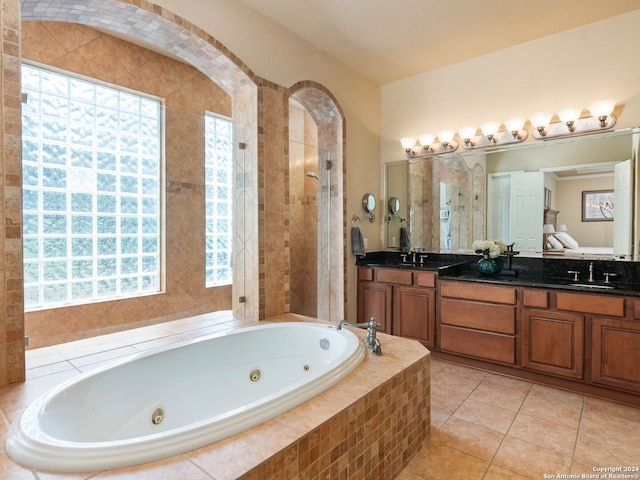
xmin=400 ymin=99 xmax=618 ymax=157
xmin=531 ymin=114 xmax=616 ymax=140
xmin=400 ymin=134 xmax=458 ymax=159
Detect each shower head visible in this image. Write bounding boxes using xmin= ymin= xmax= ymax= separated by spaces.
xmin=306 ymin=172 xmax=319 ymax=180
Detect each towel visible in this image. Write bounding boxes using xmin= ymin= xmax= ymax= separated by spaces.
xmin=399 ymin=226 xmax=410 ymax=249
xmin=351 ymin=226 xmax=365 ymax=256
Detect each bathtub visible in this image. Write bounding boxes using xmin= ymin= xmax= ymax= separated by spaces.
xmin=6 ymin=321 xmax=365 ymax=473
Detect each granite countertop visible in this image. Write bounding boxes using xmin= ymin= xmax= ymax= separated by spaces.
xmin=357 ymin=251 xmax=640 ymax=297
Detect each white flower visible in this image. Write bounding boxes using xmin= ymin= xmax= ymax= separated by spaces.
xmin=472 ymin=239 xmax=501 ymax=258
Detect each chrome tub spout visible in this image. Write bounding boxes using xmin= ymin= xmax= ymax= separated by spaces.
xmin=335 ymin=318 xmax=382 ymax=355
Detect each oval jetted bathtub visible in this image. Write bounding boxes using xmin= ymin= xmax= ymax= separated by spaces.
xmin=7 ymin=321 xmax=365 ymax=473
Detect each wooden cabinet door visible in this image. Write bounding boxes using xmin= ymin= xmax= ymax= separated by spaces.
xmin=357 ymin=282 xmax=392 ymax=334
xmin=592 ymin=318 xmax=640 ymax=393
xmin=522 ymin=309 xmax=584 ymax=379
xmin=393 ymin=286 xmax=435 ymax=348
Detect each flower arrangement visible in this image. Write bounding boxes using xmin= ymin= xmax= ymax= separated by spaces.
xmin=472 ymin=240 xmax=502 ymax=258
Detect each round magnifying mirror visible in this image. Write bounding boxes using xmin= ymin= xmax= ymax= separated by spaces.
xmin=362 ymin=193 xmax=376 ymax=213
xmin=388 ymin=196 xmax=400 ymax=215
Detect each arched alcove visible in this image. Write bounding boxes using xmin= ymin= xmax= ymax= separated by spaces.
xmin=289 ymin=82 xmax=346 ymax=321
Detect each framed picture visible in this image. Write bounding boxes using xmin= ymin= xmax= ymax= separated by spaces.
xmin=544 ymin=188 xmax=551 ymax=209
xmin=582 ymin=190 xmax=614 ymax=222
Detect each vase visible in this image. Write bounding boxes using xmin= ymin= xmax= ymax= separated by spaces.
xmin=493 ymin=256 xmax=504 ymax=273
xmin=476 ymin=256 xmax=496 ymax=275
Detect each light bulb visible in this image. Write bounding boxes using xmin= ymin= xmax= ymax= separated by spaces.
xmin=459 ymin=126 xmax=477 ymax=140
xmin=480 ymin=121 xmax=500 ymax=142
xmin=400 ymin=137 xmax=416 ymax=151
xmin=437 ymin=130 xmax=455 ymax=145
xmin=589 ymin=99 xmax=616 ymax=127
xmin=530 ymin=112 xmax=552 ymax=128
xmin=418 ymin=133 xmax=435 ymax=147
xmin=588 ymin=99 xmax=616 ymax=118
xmin=558 ymin=108 xmax=581 ymax=124
xmin=505 ymin=118 xmax=525 ymax=139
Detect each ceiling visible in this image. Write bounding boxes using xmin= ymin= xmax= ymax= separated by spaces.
xmin=240 ymin=0 xmax=640 ymax=85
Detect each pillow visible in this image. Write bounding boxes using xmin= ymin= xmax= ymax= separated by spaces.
xmin=554 ymin=231 xmax=579 ymax=249
xmin=547 ymin=234 xmax=564 ymax=250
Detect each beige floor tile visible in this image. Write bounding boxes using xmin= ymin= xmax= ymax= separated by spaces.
xmin=405 ymin=443 xmax=489 ymax=480
xmin=583 ymin=396 xmax=640 ymax=424
xmin=467 ymin=373 xmax=530 ymax=410
xmin=483 ymin=464 xmax=531 ymax=480
xmin=453 ymin=395 xmax=519 ymax=434
xmin=395 ymin=469 xmax=426 ymax=480
xmin=571 ymin=457 xmax=603 ymax=477
xmin=574 ymin=412 xmax=640 ymax=465
xmin=86 ymin=455 xmax=214 ymax=480
xmin=431 ymin=363 xmax=487 ymax=394
xmin=519 ymin=384 xmax=584 ymax=429
xmin=494 ymin=436 xmax=572 ymax=480
xmin=430 ymin=387 xmax=468 ymax=416
xmin=508 ymin=412 xmax=578 ymax=454
xmin=435 ymin=416 xmax=504 ymax=461
xmin=430 ymin=409 xmax=450 ymax=429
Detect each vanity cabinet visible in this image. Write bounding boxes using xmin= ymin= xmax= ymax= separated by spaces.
xmin=357 ymin=267 xmax=437 ymax=347
xmin=590 ymin=298 xmax=640 ymax=394
xmin=521 ymin=288 xmax=585 ymax=379
xmin=357 ymin=268 xmax=392 ymax=334
xmin=438 ymin=281 xmax=517 ymax=365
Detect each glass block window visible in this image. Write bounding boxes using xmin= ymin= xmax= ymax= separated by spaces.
xmin=205 ymin=113 xmax=233 ymax=287
xmin=21 ymin=63 xmax=162 ymax=310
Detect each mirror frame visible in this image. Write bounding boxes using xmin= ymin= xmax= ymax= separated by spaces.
xmin=362 ymin=193 xmax=376 ymax=222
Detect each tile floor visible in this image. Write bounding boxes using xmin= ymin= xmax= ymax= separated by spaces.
xmin=399 ymin=358 xmax=640 ymax=480
xmin=1 ymin=312 xmax=639 ymax=479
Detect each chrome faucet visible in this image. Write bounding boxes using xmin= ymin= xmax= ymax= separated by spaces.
xmin=588 ymin=262 xmax=595 ymax=282
xmin=335 ymin=318 xmax=382 ymax=355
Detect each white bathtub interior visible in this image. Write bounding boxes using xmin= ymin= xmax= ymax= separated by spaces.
xmin=6 ymin=321 xmax=365 ymax=472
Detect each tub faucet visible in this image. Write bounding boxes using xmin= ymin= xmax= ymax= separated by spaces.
xmin=335 ymin=318 xmax=382 ymax=355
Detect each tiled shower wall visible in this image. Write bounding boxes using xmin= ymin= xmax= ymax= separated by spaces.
xmin=289 ymin=102 xmax=318 ymax=317
xmin=21 ymin=21 xmax=234 ymax=348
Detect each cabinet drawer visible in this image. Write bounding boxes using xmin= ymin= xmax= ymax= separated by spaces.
xmin=358 ymin=267 xmax=373 ymax=281
xmin=556 ymin=292 xmax=625 ymax=317
xmin=414 ymin=271 xmax=437 ymax=288
xmin=375 ymin=268 xmax=413 ymax=285
xmin=440 ymin=325 xmax=515 ymax=365
xmin=440 ymin=298 xmax=515 ymax=334
xmin=439 ymin=281 xmax=516 ymax=305
xmin=523 ymin=288 xmax=549 ymax=308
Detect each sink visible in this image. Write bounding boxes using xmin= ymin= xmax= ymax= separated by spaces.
xmin=571 ymin=283 xmax=615 ymax=290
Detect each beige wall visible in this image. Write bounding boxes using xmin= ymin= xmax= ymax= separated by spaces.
xmin=21 ymin=22 xmax=234 ymax=347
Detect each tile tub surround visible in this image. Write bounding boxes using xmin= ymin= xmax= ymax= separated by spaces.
xmin=0 ymin=313 xmax=430 ymax=479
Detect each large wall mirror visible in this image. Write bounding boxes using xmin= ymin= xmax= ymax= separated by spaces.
xmin=385 ymin=127 xmax=639 ymax=258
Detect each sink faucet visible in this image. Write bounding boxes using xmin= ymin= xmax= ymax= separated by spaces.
xmin=588 ymin=262 xmax=595 ymax=282
xmin=335 ymin=318 xmax=382 ymax=355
